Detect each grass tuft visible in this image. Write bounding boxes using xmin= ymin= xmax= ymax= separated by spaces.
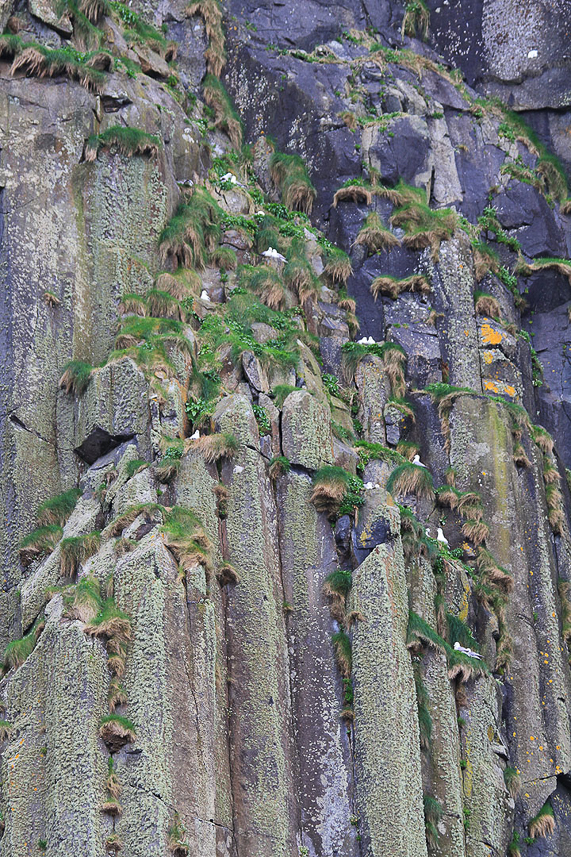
xmin=85 ymin=125 xmax=161 ymax=161
xmin=386 ymin=462 xmax=435 ymax=500
xmin=354 ymin=211 xmax=400 ymax=254
xmin=99 ymin=713 xmax=136 ymax=751
xmin=203 ymin=75 xmax=242 ymax=148
xmin=59 ymin=360 xmax=92 ymax=395
xmin=60 ymin=531 xmax=101 ymax=577
xmin=528 ymin=801 xmax=555 ymax=839
xmin=270 ymin=152 xmax=317 ymax=214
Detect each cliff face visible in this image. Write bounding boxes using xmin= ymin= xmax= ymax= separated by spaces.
xmin=2 ymin=2 xmax=571 ymax=856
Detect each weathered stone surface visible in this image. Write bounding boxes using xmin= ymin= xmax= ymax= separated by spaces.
xmin=277 ymin=471 xmax=357 ymax=856
xmin=282 ymin=390 xmax=333 ymax=470
xmin=1 ymin=596 xmax=108 ymax=856
xmin=351 ymin=540 xmax=428 ymax=857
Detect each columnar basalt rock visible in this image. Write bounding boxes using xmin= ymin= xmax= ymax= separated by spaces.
xmin=3 ymin=1 xmax=571 ymax=855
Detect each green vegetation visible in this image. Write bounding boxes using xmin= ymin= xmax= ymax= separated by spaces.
xmin=252 ymin=404 xmax=271 ymax=435
xmin=270 ymin=152 xmax=317 ymax=214
xmin=355 ymin=211 xmax=400 ymax=254
xmin=371 ymin=273 xmax=430 ymax=300
xmin=332 ymin=629 xmax=352 ymax=677
xmin=110 ymin=1 xmax=173 ymax=57
xmin=85 ymin=125 xmax=161 ymax=161
xmin=268 ymin=456 xmax=291 ymax=479
xmin=59 ymin=360 xmax=93 ymax=395
xmin=11 ymin=43 xmax=108 ymax=92
xmin=413 ymin=662 xmax=432 ymax=750
xmin=4 ymin=617 xmax=45 ymax=671
xmin=390 ymin=198 xmax=457 ymax=261
xmin=407 ymin=611 xmax=488 ymax=681
xmin=159 ymin=187 xmax=222 ymax=269
xmin=19 ymin=525 xmax=63 ymax=563
xmin=386 ymin=462 xmax=435 ymax=500
xmin=161 ymin=506 xmax=212 ymax=571
xmin=423 ymin=794 xmax=442 ymax=850
xmin=59 ymin=532 xmax=101 ymax=577
xmin=402 ymin=0 xmax=429 ymax=39
xmin=310 ymin=466 xmax=364 ymax=519
xmin=36 ymin=488 xmax=82 ymax=528
xmin=508 ymin=831 xmax=521 ymax=857
xmin=272 ymin=384 xmax=299 ymax=408
xmin=0 ymin=721 xmax=12 ymax=741
xmin=155 ymin=443 xmax=184 ymax=482
xmin=528 ymin=801 xmax=555 ymax=839
xmin=203 ymin=75 xmax=242 ymax=148
xmin=503 ymin=766 xmax=521 ymax=799
xmin=99 ymin=713 xmax=136 ymax=749
xmin=168 ymin=812 xmax=190 ymax=855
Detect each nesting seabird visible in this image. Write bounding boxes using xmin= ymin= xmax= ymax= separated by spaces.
xmin=454 ymin=641 xmax=482 ymax=660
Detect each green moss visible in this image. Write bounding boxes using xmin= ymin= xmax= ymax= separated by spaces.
xmin=272 ymin=384 xmax=299 ymax=409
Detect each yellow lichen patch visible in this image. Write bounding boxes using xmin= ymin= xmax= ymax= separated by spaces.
xmin=482 ymin=350 xmax=495 ymax=364
xmin=504 ymin=384 xmax=516 ymax=397
xmin=483 ymin=380 xmax=499 ymax=393
xmin=480 ymin=323 xmax=503 ymax=345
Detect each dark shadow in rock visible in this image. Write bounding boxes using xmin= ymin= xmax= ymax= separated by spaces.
xmin=75 ymin=426 xmax=135 ymax=466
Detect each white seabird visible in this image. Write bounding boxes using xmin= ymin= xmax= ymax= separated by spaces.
xmin=262 ymin=247 xmax=287 ymax=263
xmin=412 ymin=454 xmax=427 ymax=468
xmin=436 ymin=527 xmax=449 ymax=547
xmin=189 ymin=429 xmax=200 ymax=440
xmin=527 ymin=49 xmax=538 ymax=58
xmin=220 ymin=172 xmax=238 ymax=184
xmin=454 ymin=641 xmax=483 ymax=660
xmin=364 ymin=481 xmax=374 ymax=490
xmin=200 ymin=290 xmax=211 ymax=302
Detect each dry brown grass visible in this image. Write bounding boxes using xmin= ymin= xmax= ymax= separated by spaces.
xmin=11 ymin=47 xmax=106 ymax=93
xmin=194 ymin=432 xmax=239 ymax=463
xmin=216 ymin=562 xmax=239 ymax=585
xmin=101 ymin=800 xmax=122 ymax=817
xmin=324 ymin=255 xmax=353 ymax=285
xmin=155 ymin=271 xmax=200 ymax=301
xmin=338 ymin=110 xmax=357 ymax=131
xmin=529 ymin=807 xmax=555 ymax=839
xmin=386 ymin=463 xmax=435 ymax=500
xmin=43 ymin=291 xmax=61 ymax=307
xmin=338 ymin=296 xmax=356 ymax=313
xmin=436 ymin=486 xmax=460 ymax=509
xmin=532 ymin=426 xmax=554 ymax=454
xmin=309 ymin=482 xmax=346 ymax=517
xmin=382 ymin=346 xmax=407 ymax=399
xmin=473 ymin=247 xmax=499 ymax=281
xmin=99 ymin=718 xmax=136 ymax=752
xmin=332 ymin=186 xmax=373 ymax=207
xmin=476 ymin=547 xmax=514 ymax=594
xmin=513 ymin=442 xmax=531 ymax=468
xmin=371 ymin=274 xmax=430 ymax=300
xmin=517 ymin=258 xmax=571 ymax=286
xmin=108 ymin=677 xmax=127 ymax=711
xmin=354 ymin=212 xmax=400 ymax=254
xmin=475 ymin=294 xmax=501 ymax=317
xmin=461 ymin=519 xmax=489 ymax=546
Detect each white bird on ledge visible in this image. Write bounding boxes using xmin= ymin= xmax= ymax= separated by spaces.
xmin=436 ymin=527 xmax=449 ymax=547
xmin=454 ymin=641 xmax=483 ymax=660
xmin=412 ymin=454 xmax=427 ymax=468
xmin=262 ymin=247 xmax=287 ymax=264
